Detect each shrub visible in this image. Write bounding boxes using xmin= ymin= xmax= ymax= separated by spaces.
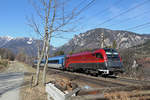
xmin=120 ymin=49 xmax=144 ymax=78
xmin=0 ymin=60 xmax=8 ymax=67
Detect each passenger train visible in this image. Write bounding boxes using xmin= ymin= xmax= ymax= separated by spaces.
xmin=33 ymin=48 xmax=124 ymax=75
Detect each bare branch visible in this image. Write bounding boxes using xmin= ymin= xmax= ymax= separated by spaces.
xmin=28 ymin=0 xmax=45 ymax=20
xmin=39 ymin=0 xmax=47 ymax=7
xmin=49 ymin=0 xmax=56 ymax=32
xmin=26 ymin=16 xmax=44 ymax=38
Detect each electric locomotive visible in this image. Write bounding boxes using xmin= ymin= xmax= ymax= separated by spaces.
xmin=65 ymin=48 xmax=124 ymax=75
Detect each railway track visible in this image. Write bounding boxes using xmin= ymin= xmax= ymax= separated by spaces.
xmin=116 ymin=77 xmax=150 ymax=85
xmin=46 ymin=68 xmax=150 ymax=99
xmin=55 ymin=71 xmax=126 ymax=87
xmin=47 ymin=68 xmax=150 ymax=87
xmin=47 ymin=69 xmax=118 ymax=87
xmin=41 ymin=68 xmax=150 ymax=99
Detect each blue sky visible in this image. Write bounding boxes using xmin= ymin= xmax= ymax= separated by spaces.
xmin=0 ymin=0 xmax=150 ymax=47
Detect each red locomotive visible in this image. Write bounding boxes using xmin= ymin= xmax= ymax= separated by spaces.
xmin=65 ymin=48 xmax=124 ymax=75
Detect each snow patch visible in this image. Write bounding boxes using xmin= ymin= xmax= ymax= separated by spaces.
xmin=74 ymin=38 xmax=79 ymax=45
xmin=79 ymin=41 xmax=85 ymax=46
xmin=2 ymin=36 xmax=14 ymax=41
xmin=117 ymin=33 xmax=121 ymax=37
xmin=27 ymin=38 xmax=33 ymax=44
xmin=86 ymin=32 xmax=91 ymax=36
xmin=135 ymin=35 xmax=141 ymax=40
xmin=7 ymin=36 xmax=14 ymax=41
xmin=121 ymin=37 xmax=128 ymax=42
xmin=81 ymin=34 xmax=85 ymax=37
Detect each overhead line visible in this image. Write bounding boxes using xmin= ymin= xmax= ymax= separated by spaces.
xmin=96 ymin=0 xmax=150 ymax=27
xmin=131 ymin=25 xmax=150 ymax=31
xmin=77 ymin=0 xmax=123 ymax=28
xmin=76 ymin=0 xmax=97 ymax=15
xmin=106 ymin=10 xmax=150 ymax=28
xmin=72 ymin=0 xmax=87 ymax=12
xmin=125 ymin=22 xmax=150 ymax=30
xmin=94 ymin=0 xmax=123 ymax=17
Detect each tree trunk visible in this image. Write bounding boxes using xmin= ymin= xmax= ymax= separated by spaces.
xmin=35 ymin=37 xmax=46 ymax=86
xmin=42 ymin=34 xmax=51 ymax=85
xmin=42 ymin=53 xmax=48 ymax=85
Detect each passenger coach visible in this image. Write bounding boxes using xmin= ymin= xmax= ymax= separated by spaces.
xmin=47 ymin=55 xmax=65 ymax=69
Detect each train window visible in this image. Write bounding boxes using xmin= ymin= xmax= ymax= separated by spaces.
xmin=104 ymin=48 xmax=117 ymax=52
xmin=48 ymin=60 xmax=59 ymax=64
xmin=96 ymin=53 xmax=103 ymax=59
xmin=41 ymin=61 xmax=45 ymax=63
xmin=107 ymin=53 xmax=120 ymax=60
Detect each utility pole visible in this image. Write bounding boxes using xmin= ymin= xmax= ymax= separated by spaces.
xmin=101 ymin=32 xmax=104 ymax=48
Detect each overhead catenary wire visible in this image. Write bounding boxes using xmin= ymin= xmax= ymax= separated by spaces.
xmin=76 ymin=0 xmax=97 ymax=15
xmin=77 ymin=0 xmax=123 ymax=30
xmin=94 ymin=0 xmax=123 ymax=17
xmin=105 ymin=10 xmax=150 ymax=28
xmin=125 ymin=22 xmax=150 ymax=31
xmin=95 ymin=0 xmax=150 ymax=27
xmin=73 ymin=0 xmax=87 ymax=10
xmin=65 ymin=0 xmax=96 ymax=18
xmin=131 ymin=25 xmax=150 ymax=31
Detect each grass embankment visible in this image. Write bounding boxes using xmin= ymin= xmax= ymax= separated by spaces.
xmin=0 ymin=59 xmax=8 ymax=72
xmin=20 ymin=65 xmax=47 ymax=100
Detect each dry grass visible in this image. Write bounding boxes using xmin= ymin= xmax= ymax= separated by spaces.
xmin=104 ymin=90 xmax=150 ymax=100
xmin=20 ymin=84 xmax=47 ymax=100
xmin=0 ymin=59 xmax=9 ymax=67
xmin=0 ymin=59 xmax=9 ymax=72
xmin=20 ymin=65 xmax=48 ymax=100
xmin=104 ymin=91 xmax=130 ymax=100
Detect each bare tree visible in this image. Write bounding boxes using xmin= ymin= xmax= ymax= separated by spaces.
xmin=27 ymin=0 xmax=95 ymax=85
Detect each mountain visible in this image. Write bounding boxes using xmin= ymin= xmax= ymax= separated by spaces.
xmin=57 ymin=28 xmax=150 ymax=53
xmin=1 ymin=28 xmax=150 ymax=56
xmin=131 ymin=39 xmax=150 ymax=57
xmin=0 ymin=36 xmax=56 ymax=56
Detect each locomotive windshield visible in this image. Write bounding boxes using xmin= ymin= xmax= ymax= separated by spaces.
xmin=104 ymin=48 xmax=120 ymax=61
